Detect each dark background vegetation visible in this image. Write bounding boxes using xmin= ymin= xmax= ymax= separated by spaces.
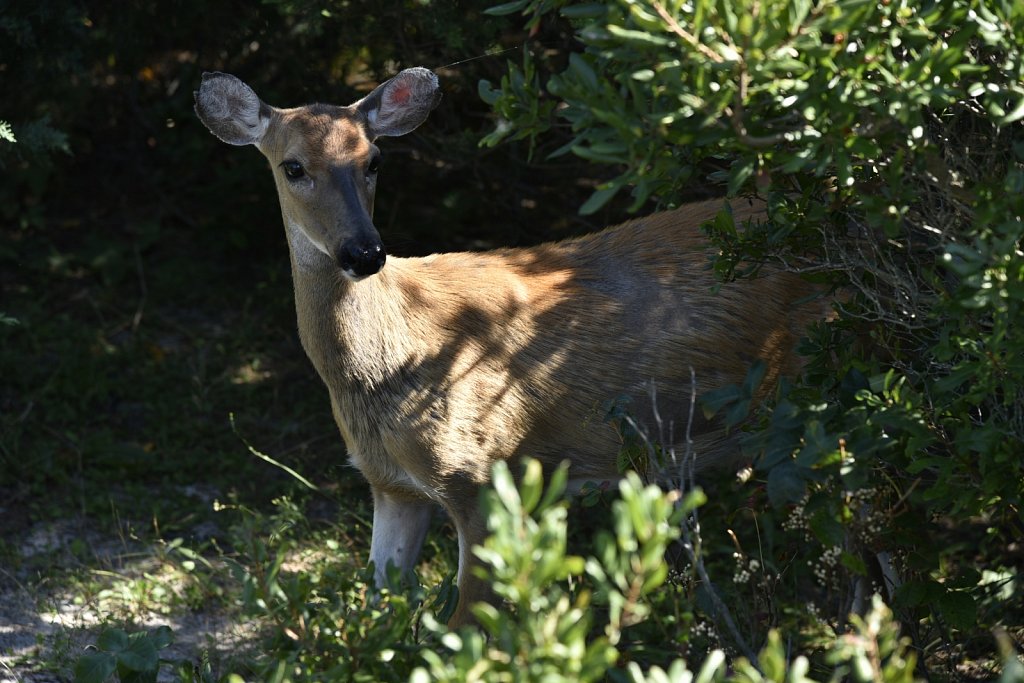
xmin=3 ymin=0 xmax=1024 ymax=681
xmin=0 ymin=3 xmax=664 ymax=677
xmin=0 ymin=3 xmax=622 ymax=674
xmin=0 ymin=0 xmax=621 ymax=524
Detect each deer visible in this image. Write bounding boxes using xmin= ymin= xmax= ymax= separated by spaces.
xmin=194 ymin=67 xmax=825 ymax=628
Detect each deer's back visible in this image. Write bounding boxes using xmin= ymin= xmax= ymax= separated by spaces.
xmin=352 ymin=200 xmax=824 ymax=498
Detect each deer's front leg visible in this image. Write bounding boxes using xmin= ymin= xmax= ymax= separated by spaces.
xmin=369 ymin=487 xmax=434 ymax=587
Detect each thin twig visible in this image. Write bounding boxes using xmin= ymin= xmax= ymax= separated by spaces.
xmin=675 ymin=367 xmax=762 ymax=669
xmin=727 ymin=60 xmax=795 ymax=148
xmin=0 ymin=656 xmax=23 ymax=683
xmin=628 ymin=372 xmax=761 ymax=667
xmin=131 ymin=243 xmax=147 ymax=333
xmin=649 ymin=0 xmax=725 ymax=64
xmin=626 ymin=374 xmax=765 ymax=667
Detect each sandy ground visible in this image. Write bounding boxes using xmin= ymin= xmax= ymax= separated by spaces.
xmin=0 ymin=513 xmax=259 ymax=682
xmin=1 ymin=587 xmax=258 ymax=682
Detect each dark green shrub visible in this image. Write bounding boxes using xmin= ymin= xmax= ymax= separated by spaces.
xmin=481 ymin=0 xmax=1024 ymax=673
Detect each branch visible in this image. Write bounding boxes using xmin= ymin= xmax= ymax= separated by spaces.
xmin=650 ymin=0 xmax=725 ymax=64
xmin=650 ymin=0 xmax=800 ymax=147
xmin=677 ymin=368 xmax=761 ymax=668
xmin=628 ymin=371 xmax=761 ymax=667
xmin=728 ymin=61 xmax=796 ymax=148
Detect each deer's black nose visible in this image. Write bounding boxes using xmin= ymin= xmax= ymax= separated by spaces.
xmin=337 ymin=240 xmax=386 ymax=278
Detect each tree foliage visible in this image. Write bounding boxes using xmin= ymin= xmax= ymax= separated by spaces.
xmin=415 ymin=460 xmax=925 ymax=683
xmin=480 ymin=0 xmax=1024 ymax=674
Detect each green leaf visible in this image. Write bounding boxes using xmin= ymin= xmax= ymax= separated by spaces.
xmin=766 ymin=462 xmax=807 ymax=506
xmin=117 ymin=632 xmax=159 ymax=672
xmin=579 ymin=184 xmax=621 ymax=215
xmin=723 ymin=397 xmax=752 ymax=427
xmin=120 ymin=668 xmax=158 ymax=683
xmin=147 ymin=626 xmax=173 ymax=650
xmin=758 ymin=440 xmax=796 ymax=469
xmin=759 ymin=630 xmax=787 ymax=681
xmin=999 ymin=94 xmax=1024 ymax=125
xmin=741 ymin=359 xmax=767 ymax=396
xmin=795 ymin=421 xmax=838 ymax=467
xmin=840 ymin=551 xmax=867 ymax=576
xmin=809 ymin=511 xmax=844 ymax=547
xmin=719 ymin=0 xmax=739 ymax=35
xmin=560 ymin=3 xmax=606 ymax=19
xmin=938 ymin=590 xmax=977 ymax=631
xmin=97 ymin=628 xmax=129 ymax=653
xmin=712 ymin=205 xmax=737 ymax=237
xmin=568 ymin=52 xmax=599 ymax=91
xmin=605 ymin=24 xmax=674 ymax=48
xmin=694 ymin=649 xmax=726 ymax=683
xmin=947 ymin=567 xmax=982 ymax=590
xmin=572 ymin=144 xmax=628 ymax=164
xmin=432 ymin=576 xmax=459 ymax=625
xmin=491 ymin=461 xmax=520 ymax=515
xmin=727 ymin=156 xmax=756 ymax=195
xmin=787 ymin=0 xmax=812 ymax=35
xmin=0 ymin=120 xmax=15 ymax=143
xmin=477 ymin=79 xmax=500 ymax=106
xmin=700 ymin=384 xmax=742 ymax=418
xmin=519 ymin=457 xmax=543 ymax=513
xmin=934 ymin=363 xmax=977 ymax=394
xmin=538 ymin=460 xmax=570 ymax=512
xmin=483 ymin=0 xmax=529 ymax=16
xmin=74 ymin=652 xmax=117 ymax=683
xmin=894 ymin=579 xmax=944 ymax=608
xmin=675 ymin=488 xmax=708 ymax=519
xmin=852 ymin=653 xmax=874 ymax=682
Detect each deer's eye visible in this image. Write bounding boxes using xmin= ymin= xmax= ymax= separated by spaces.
xmin=282 ymin=160 xmax=305 ymax=180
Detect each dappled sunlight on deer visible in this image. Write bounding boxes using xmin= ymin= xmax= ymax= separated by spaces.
xmin=195 ymin=66 xmax=827 ymax=627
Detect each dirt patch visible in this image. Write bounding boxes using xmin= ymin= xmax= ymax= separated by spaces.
xmin=0 ymin=509 xmax=261 ymax=682
xmin=0 ymin=584 xmax=259 ymax=682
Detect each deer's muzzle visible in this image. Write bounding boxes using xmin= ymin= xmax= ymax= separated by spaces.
xmin=336 ymin=239 xmax=386 ymax=278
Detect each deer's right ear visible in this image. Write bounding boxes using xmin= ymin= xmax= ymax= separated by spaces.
xmin=194 ymin=72 xmax=270 ymax=146
xmin=355 ymin=67 xmax=441 ymax=140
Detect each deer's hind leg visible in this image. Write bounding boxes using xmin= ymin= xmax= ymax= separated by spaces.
xmin=446 ymin=506 xmax=493 ymax=628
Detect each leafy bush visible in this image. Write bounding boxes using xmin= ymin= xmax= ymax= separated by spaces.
xmin=74 ymin=626 xmax=173 ymax=683
xmin=480 ymin=0 xmax=1024 ymax=674
xmin=415 ymin=460 xmax=687 ymax=682
xmin=413 ymin=459 xmax=931 ymax=682
xmin=73 ymin=461 xmax=959 ymax=682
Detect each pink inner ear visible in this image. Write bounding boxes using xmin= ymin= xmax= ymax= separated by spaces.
xmin=387 ymin=79 xmax=413 ymax=106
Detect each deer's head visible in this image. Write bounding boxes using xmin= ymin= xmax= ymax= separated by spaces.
xmin=195 ymin=68 xmax=441 ymax=279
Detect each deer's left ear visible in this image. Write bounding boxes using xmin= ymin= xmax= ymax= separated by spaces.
xmin=356 ymin=67 xmax=441 ymax=140
xmin=194 ymin=72 xmax=271 ymax=146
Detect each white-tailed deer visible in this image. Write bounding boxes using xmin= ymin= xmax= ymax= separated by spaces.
xmin=195 ymin=67 xmax=824 ymax=627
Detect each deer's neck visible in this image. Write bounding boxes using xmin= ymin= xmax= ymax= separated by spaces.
xmin=285 ymin=224 xmax=414 ymax=391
